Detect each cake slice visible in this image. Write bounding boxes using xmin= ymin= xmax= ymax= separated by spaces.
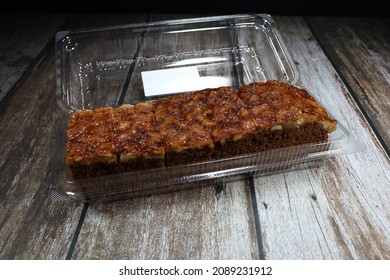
xmin=112 ymin=103 xmax=165 ymax=172
xmin=236 ymin=80 xmax=337 ymax=152
xmin=66 ymin=107 xmax=117 ymax=179
xmin=203 ymin=86 xmax=258 ymax=159
xmin=152 ymin=92 xmax=214 ymax=166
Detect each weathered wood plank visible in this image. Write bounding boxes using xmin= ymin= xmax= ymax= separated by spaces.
xmin=1 ymin=13 xmax=157 ymax=260
xmin=252 ymin=16 xmax=390 ymax=259
xmin=0 ymin=14 xmax=67 ymax=103
xmin=72 ymin=181 xmax=259 ymax=259
xmin=306 ymin=17 xmax=390 ymax=151
xmin=0 ymin=37 xmax=84 ymax=259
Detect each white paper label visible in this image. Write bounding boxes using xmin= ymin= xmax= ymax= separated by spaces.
xmin=141 ymin=66 xmax=230 ymax=96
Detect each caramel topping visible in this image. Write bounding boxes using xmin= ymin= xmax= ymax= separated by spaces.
xmin=237 ymin=80 xmax=337 ymax=132
xmin=66 ymin=81 xmax=337 ymax=167
xmin=66 ymin=107 xmax=115 ymax=165
xmin=152 ymin=91 xmax=214 ymax=151
xmin=205 ymin=87 xmax=257 ymax=143
xmin=113 ymin=103 xmax=164 ymax=159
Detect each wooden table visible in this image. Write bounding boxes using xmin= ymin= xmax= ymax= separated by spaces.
xmin=1 ymin=14 xmax=389 ymax=260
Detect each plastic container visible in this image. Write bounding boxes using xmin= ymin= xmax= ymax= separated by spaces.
xmin=50 ymin=14 xmax=356 ymax=203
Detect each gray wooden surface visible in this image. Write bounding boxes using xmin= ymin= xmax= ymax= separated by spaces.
xmin=306 ymin=16 xmax=390 ymax=152
xmin=0 ymin=14 xmax=389 ymax=260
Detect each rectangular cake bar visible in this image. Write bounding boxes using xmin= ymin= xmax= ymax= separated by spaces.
xmin=201 ymin=86 xmax=258 ymax=159
xmin=236 ymin=81 xmax=337 ymax=151
xmin=153 ymin=90 xmax=214 ymax=166
xmin=65 ymin=81 xmax=337 ymax=179
xmin=66 ymin=107 xmax=117 ymax=179
xmin=112 ymin=103 xmax=165 ymax=172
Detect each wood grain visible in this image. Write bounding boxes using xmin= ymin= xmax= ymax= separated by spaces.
xmin=70 ymin=13 xmax=260 ymax=260
xmin=0 ymin=14 xmax=153 ymax=260
xmin=306 ymin=17 xmax=390 ymax=152
xmin=1 ymin=14 xmax=390 ymax=261
xmin=252 ymin=16 xmax=390 ymax=260
xmin=0 ymin=36 xmax=85 ymax=259
xmin=71 ymin=181 xmax=259 ymax=259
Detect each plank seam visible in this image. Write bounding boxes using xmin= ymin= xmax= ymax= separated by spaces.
xmin=65 ymin=200 xmax=89 ymax=260
xmin=248 ymin=174 xmax=267 ymax=260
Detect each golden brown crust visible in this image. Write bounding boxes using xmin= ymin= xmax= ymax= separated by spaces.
xmin=205 ymin=87 xmax=257 ymax=144
xmin=237 ymin=80 xmax=337 ymax=132
xmin=112 ymin=103 xmax=164 ymax=162
xmin=152 ymin=91 xmax=214 ymax=153
xmin=66 ymin=107 xmax=116 ymax=166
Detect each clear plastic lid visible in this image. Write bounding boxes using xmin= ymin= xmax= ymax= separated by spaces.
xmin=55 ymin=14 xmax=299 ymax=113
xmin=51 ymin=14 xmax=362 ymax=203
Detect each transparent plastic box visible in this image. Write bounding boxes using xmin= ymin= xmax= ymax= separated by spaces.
xmin=50 ymin=14 xmax=357 ymax=203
